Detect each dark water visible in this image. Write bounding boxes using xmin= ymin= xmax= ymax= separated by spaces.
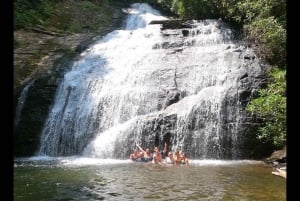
xmin=14 ymin=157 xmax=286 ymax=201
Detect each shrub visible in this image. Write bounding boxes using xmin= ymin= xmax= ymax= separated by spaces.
xmin=246 ymin=68 xmax=286 ymax=147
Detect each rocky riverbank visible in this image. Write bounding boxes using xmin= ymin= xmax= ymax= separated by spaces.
xmin=264 ymin=146 xmax=286 ymax=179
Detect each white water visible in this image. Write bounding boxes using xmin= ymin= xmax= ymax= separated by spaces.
xmin=15 ymin=156 xmax=262 ymax=168
xmin=14 ymin=80 xmax=35 ymax=129
xmin=38 ymin=3 xmax=263 ymax=159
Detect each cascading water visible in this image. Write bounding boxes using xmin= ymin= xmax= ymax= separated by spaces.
xmin=14 ymin=80 xmax=35 ymax=130
xmin=38 ymin=3 xmax=264 ymax=159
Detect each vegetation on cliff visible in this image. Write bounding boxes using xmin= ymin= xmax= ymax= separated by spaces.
xmin=14 ymin=0 xmax=126 ymax=90
xmin=14 ymin=0 xmax=113 ymax=32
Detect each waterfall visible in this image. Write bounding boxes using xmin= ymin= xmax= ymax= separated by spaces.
xmin=14 ymin=80 xmax=35 ymax=130
xmin=38 ymin=3 xmax=264 ymax=159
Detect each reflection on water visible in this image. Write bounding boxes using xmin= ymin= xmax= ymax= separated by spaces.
xmin=14 ymin=157 xmax=286 ymax=201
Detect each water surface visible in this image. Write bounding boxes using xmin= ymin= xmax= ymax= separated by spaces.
xmin=14 ymin=157 xmax=286 ymax=201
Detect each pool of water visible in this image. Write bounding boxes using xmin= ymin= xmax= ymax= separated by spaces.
xmin=14 ymin=157 xmax=286 ymax=201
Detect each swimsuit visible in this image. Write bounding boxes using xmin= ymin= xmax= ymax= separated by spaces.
xmin=142 ymin=157 xmax=152 ymax=162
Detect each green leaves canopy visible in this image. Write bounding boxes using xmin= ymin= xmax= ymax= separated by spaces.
xmin=246 ymin=68 xmax=286 ymax=147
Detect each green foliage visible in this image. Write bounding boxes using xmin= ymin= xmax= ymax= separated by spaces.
xmin=14 ymin=38 xmax=21 ymax=49
xmin=80 ymin=1 xmax=101 ymax=11
xmin=245 ymin=17 xmax=286 ymax=67
xmin=234 ymin=0 xmax=265 ymax=23
xmin=173 ymin=0 xmax=185 ymax=17
xmin=246 ymin=68 xmax=286 ymax=147
xmin=14 ymin=0 xmax=118 ymax=33
xmin=14 ymin=0 xmax=56 ymax=29
xmin=267 ymin=0 xmax=286 ymax=27
xmin=158 ymin=0 xmax=219 ymax=19
xmin=157 ymin=0 xmax=173 ymax=8
xmin=215 ymin=0 xmax=239 ymax=20
xmin=68 ymin=22 xmax=83 ymax=33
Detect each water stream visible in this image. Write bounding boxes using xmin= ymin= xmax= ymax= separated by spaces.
xmin=38 ymin=3 xmax=263 ymax=159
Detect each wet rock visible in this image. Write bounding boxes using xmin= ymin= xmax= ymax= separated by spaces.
xmin=162 ymin=89 xmax=182 ymax=109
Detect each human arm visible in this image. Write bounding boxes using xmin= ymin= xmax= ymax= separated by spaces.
xmin=136 ymin=143 xmax=145 ymax=153
xmin=161 ymin=142 xmax=167 ymax=158
xmin=163 ymin=142 xmax=167 ymax=154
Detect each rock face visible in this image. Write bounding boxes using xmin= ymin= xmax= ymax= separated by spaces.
xmin=14 ymin=54 xmax=74 ymax=156
xmin=161 ymin=89 xmax=184 ymax=109
xmin=266 ymin=146 xmax=286 ymax=163
xmin=272 ymin=168 xmax=286 ymax=179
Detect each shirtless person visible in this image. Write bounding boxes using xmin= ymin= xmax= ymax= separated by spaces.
xmin=136 ymin=143 xmax=153 ymax=162
xmin=152 ymin=146 xmax=163 ymax=164
xmin=130 ymin=148 xmax=142 ymax=162
xmin=173 ymin=150 xmax=182 ymax=165
xmin=180 ymin=152 xmax=189 ymax=165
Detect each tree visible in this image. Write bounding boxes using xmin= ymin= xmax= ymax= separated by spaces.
xmin=246 ymin=68 xmax=286 ymax=148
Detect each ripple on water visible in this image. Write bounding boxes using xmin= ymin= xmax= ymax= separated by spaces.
xmin=14 ymin=158 xmax=285 ymax=201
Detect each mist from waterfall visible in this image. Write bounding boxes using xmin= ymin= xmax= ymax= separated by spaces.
xmin=38 ymin=3 xmax=263 ymax=159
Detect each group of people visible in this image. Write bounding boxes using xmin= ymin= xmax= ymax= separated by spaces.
xmin=129 ymin=143 xmax=189 ymax=165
